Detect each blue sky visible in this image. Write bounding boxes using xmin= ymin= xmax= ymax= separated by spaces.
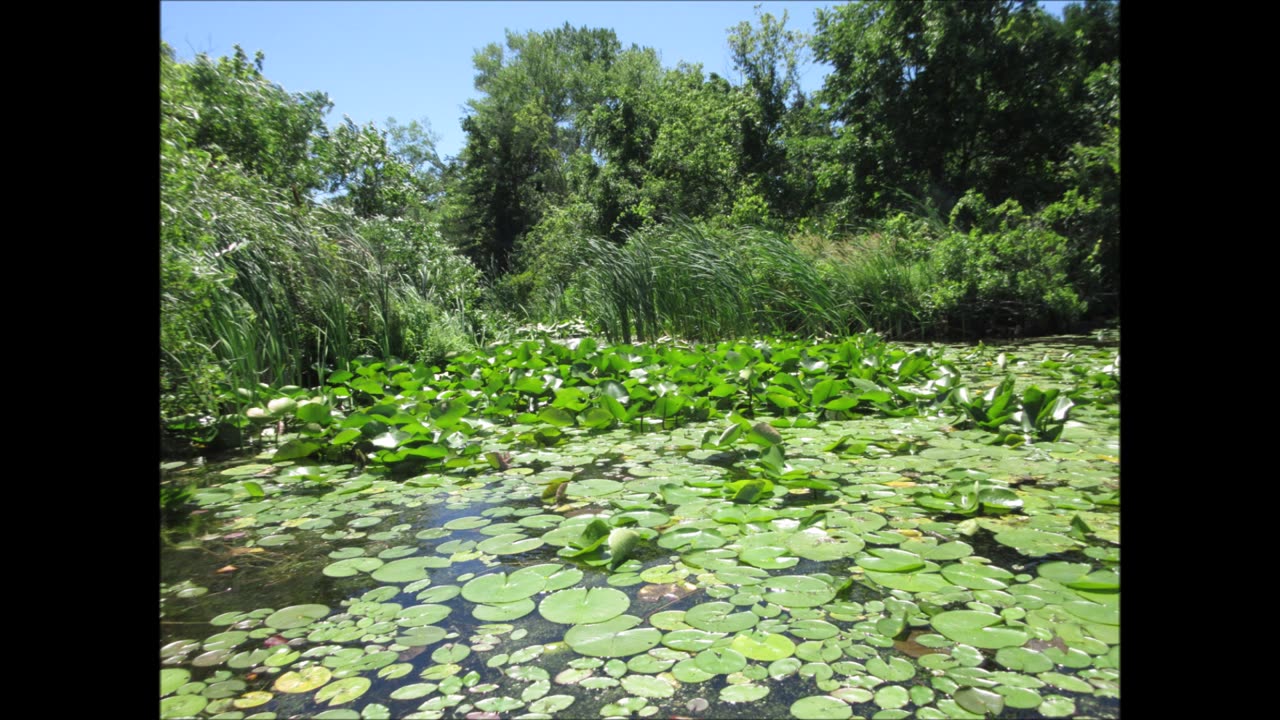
xmin=161 ymin=1 xmax=1073 ymax=160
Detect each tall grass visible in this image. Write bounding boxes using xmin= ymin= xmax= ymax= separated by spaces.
xmin=576 ymin=221 xmax=862 ymax=343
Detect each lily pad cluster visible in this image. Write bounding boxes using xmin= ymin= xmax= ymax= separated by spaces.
xmin=161 ymin=334 xmax=1118 ymax=719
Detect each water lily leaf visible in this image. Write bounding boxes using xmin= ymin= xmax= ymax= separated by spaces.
xmin=696 ymin=647 xmax=748 ymax=674
xmin=941 ymin=562 xmax=1014 ymax=590
xmin=265 ymin=604 xmax=330 ymax=629
xmin=864 ymin=570 xmax=953 ymax=592
xmin=529 ymin=695 xmax=575 ymax=714
xmin=730 ymin=631 xmax=796 ymax=661
xmin=930 ymin=611 xmax=1028 ymax=649
xmin=231 ymin=691 xmax=272 ymax=709
xmin=684 ymin=602 xmax=759 ymax=632
xmin=875 ymin=685 xmax=910 ymax=709
xmin=790 ymin=695 xmax=853 ymax=719
xmin=563 ymin=615 xmax=662 ymax=657
xmin=396 ymin=604 xmax=452 ymax=627
xmin=461 ymin=570 xmax=548 ymax=604
xmin=867 ymin=656 xmax=915 ymax=681
xmin=787 ymin=528 xmax=864 ymax=561
xmin=161 ymin=669 xmax=191 ymax=697
xmin=274 ymin=666 xmax=332 ymax=693
xmin=995 ymin=647 xmax=1054 ymax=673
xmin=371 ymin=558 xmax=435 ymax=583
xmin=661 ymin=629 xmax=725 ymax=652
xmin=539 ymin=587 xmax=630 ymax=624
xmin=477 ymin=532 xmax=546 ymax=555
xmin=473 ymin=598 xmax=536 ymax=621
xmin=315 ymin=677 xmax=370 ymax=706
xmin=322 ymin=557 xmax=384 ymax=577
xmin=740 ymin=546 xmax=800 ymax=569
xmin=856 ymin=548 xmax=925 ymax=573
xmin=722 ymin=684 xmax=770 ymax=703
xmin=621 ymin=674 xmax=676 ymax=698
xmin=1038 ymin=695 xmax=1077 ymax=717
xmin=761 ymin=576 xmax=836 ymax=608
xmin=955 ymin=687 xmax=1005 ymax=716
xmin=160 ymin=695 xmax=208 ymax=718
xmin=993 ymin=528 xmax=1080 ymax=556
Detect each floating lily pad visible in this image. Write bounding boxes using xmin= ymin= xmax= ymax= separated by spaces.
xmin=563 ymin=615 xmax=662 ymax=657
xmin=161 ymin=669 xmax=191 ymax=696
xmin=621 ymin=674 xmax=677 ymax=698
xmin=931 ymin=611 xmax=1029 ymax=648
xmin=539 ymin=587 xmax=630 ymax=624
xmin=322 ymin=557 xmax=384 ymax=577
xmin=371 ymin=558 xmax=435 ymax=583
xmin=477 ymin=533 xmax=546 ymax=555
xmin=160 ymin=694 xmax=208 ymax=718
xmin=274 ymin=666 xmax=332 ymax=693
xmin=722 ymin=684 xmax=770 ymax=703
xmin=790 ymin=695 xmax=853 ymax=720
xmin=993 ymin=528 xmax=1080 ymax=556
xmin=730 ymin=631 xmax=796 ymax=661
xmin=265 ymin=604 xmax=330 ymax=630
xmin=314 ymin=677 xmax=370 ymax=706
xmin=684 ymin=602 xmax=759 ymax=632
xmin=761 ymin=576 xmax=836 ymax=608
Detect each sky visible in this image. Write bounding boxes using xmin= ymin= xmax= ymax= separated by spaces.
xmin=160 ymin=1 xmax=1074 ymax=161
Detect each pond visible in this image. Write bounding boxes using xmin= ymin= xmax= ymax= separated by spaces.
xmin=160 ymin=333 xmax=1119 ymax=719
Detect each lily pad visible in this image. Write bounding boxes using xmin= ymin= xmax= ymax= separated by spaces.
xmin=314 ymin=677 xmax=370 ymax=706
xmin=730 ymin=631 xmax=796 ymax=661
xmin=564 ymin=615 xmax=662 ymax=657
xmin=761 ymin=576 xmax=836 ymax=608
xmin=684 ymin=602 xmax=759 ymax=632
xmin=539 ymin=587 xmax=630 ymax=624
xmin=274 ymin=666 xmax=332 ymax=693
xmin=790 ymin=695 xmax=853 ymax=720
xmin=265 ymin=604 xmax=330 ymax=629
xmin=930 ymin=611 xmax=1028 ymax=649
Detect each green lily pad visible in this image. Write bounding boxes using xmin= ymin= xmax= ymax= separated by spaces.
xmin=620 ymin=674 xmax=677 ymax=698
xmin=874 ymin=685 xmax=910 ymax=709
xmin=1039 ymin=695 xmax=1076 ymax=717
xmin=274 ymin=666 xmax=332 ymax=693
xmin=265 ymin=604 xmax=330 ymax=629
xmin=856 ymin=548 xmax=925 ymax=573
xmin=161 ymin=668 xmax=192 ymax=697
xmin=790 ymin=695 xmax=853 ymax=720
xmin=160 ymin=694 xmax=208 ymax=718
xmin=539 ymin=587 xmax=630 ymax=624
xmin=684 ymin=602 xmax=759 ymax=632
xmin=314 ymin=677 xmax=370 ymax=706
xmin=369 ymin=557 xmax=436 ymax=583
xmin=993 ymin=528 xmax=1080 ymax=556
xmin=529 ymin=695 xmax=576 ymax=713
xmin=955 ymin=687 xmax=1005 ymax=716
xmin=322 ymin=557 xmax=384 ymax=577
xmin=396 ymin=604 xmax=452 ymax=627
xmin=931 ymin=610 xmax=1029 ymax=649
xmin=695 ymin=647 xmax=748 ymax=674
xmin=941 ymin=562 xmax=1015 ymax=590
xmin=461 ymin=570 xmax=548 ymax=603
xmin=477 ymin=533 xmax=546 ymax=555
xmin=474 ymin=598 xmax=536 ymax=621
xmin=563 ymin=615 xmax=662 ymax=657
xmin=722 ymin=684 xmax=770 ymax=703
xmin=730 ymin=631 xmax=796 ymax=661
xmin=761 ymin=576 xmax=836 ymax=608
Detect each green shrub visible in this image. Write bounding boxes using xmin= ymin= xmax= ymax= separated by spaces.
xmin=930 ymin=193 xmax=1086 ymax=336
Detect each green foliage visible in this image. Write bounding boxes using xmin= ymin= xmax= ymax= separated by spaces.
xmin=161 ymin=43 xmax=489 ymax=447
xmin=930 ymin=193 xmax=1087 ymax=336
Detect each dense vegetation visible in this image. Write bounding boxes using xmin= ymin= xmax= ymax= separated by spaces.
xmin=161 ymin=0 xmax=1119 ymax=447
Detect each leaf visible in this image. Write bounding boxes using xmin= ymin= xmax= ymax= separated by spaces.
xmin=563 ymin=615 xmax=662 ymax=657
xmin=538 ymin=587 xmax=631 ymax=624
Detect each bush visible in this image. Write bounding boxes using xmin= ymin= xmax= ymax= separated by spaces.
xmin=930 ymin=193 xmax=1086 ymax=336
